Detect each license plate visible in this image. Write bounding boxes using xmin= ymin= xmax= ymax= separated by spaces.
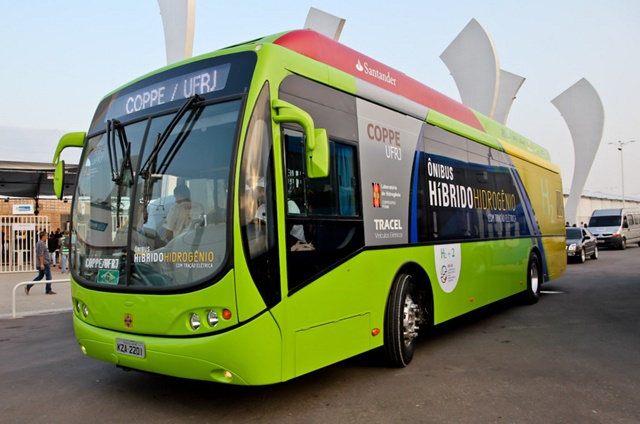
xmin=116 ymin=338 xmax=146 ymax=358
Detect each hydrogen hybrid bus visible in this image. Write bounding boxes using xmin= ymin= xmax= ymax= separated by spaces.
xmin=52 ymin=28 xmax=567 ymax=385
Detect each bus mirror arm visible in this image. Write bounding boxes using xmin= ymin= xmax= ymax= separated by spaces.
xmin=272 ymin=99 xmax=329 ymax=179
xmin=53 ymin=132 xmax=86 ymax=164
xmin=52 ymin=132 xmax=86 ymax=200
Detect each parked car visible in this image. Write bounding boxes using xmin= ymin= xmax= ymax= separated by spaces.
xmin=566 ymin=227 xmax=598 ymax=263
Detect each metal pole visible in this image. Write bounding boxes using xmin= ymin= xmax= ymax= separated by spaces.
xmin=609 ymin=140 xmax=635 ymax=208
xmin=620 ymin=145 xmax=625 ymax=208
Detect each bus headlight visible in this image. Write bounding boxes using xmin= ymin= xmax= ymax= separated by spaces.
xmin=190 ymin=313 xmax=201 ymax=331
xmin=82 ymin=304 xmax=89 ymax=318
xmin=207 ymin=310 xmax=219 ymax=328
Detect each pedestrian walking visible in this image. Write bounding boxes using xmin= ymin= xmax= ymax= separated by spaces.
xmin=60 ymin=230 xmax=69 ymax=274
xmin=25 ymin=231 xmax=56 ymax=295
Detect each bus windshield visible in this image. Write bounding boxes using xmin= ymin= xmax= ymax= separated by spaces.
xmin=72 ymin=99 xmax=240 ymax=289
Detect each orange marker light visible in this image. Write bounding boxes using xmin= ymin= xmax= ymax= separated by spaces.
xmin=222 ymin=309 xmax=232 ymax=320
xmin=371 ymin=328 xmax=380 ymax=336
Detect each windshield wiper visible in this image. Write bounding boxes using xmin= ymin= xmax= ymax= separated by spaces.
xmin=139 ymin=94 xmax=204 ymax=223
xmin=106 ymin=119 xmax=120 ymax=183
xmin=106 ymin=119 xmax=133 ymax=228
xmin=115 ymin=140 xmax=133 ymax=228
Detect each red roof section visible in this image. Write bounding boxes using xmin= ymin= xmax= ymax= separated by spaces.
xmin=273 ymin=30 xmax=485 ymax=132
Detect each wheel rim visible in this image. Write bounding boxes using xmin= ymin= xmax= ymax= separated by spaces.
xmin=594 ymin=247 xmax=598 ymax=259
xmin=581 ymin=250 xmax=586 ymax=262
xmin=402 ymin=293 xmax=420 ymax=347
xmin=530 ymin=262 xmax=539 ymax=293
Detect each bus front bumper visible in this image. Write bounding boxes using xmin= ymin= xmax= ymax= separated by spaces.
xmin=73 ymin=311 xmax=282 ymax=385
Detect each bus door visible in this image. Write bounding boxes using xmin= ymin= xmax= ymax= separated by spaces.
xmin=280 ymin=126 xmax=367 ymax=376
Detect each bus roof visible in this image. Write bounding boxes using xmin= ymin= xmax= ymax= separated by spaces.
xmin=271 ymin=30 xmax=552 ymax=165
xmin=274 ymin=30 xmax=483 ymax=131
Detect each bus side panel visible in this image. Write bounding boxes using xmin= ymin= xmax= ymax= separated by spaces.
xmin=271 ymin=253 xmax=384 ymax=380
xmin=294 ymin=313 xmax=370 ymax=377
xmin=280 ymin=246 xmax=511 ymax=377
xmin=511 ymin=156 xmax=566 ymax=281
xmin=272 ymin=240 xmax=533 ymax=380
xmin=482 ymin=238 xmax=534 ymax=303
xmin=428 ymin=238 xmax=533 ymax=324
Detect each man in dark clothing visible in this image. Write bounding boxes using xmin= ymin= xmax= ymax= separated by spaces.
xmin=48 ymin=231 xmax=58 ymax=266
xmin=25 ymin=231 xmax=55 ymax=295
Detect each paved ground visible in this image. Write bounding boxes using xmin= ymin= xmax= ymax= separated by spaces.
xmin=0 ymin=265 xmax=72 ymax=319
xmin=1 ymin=247 xmax=639 ymax=423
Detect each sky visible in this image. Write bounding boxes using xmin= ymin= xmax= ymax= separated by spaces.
xmin=1 ymin=0 xmax=639 ymax=198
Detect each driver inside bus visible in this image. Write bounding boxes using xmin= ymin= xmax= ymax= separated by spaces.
xmin=163 ymin=184 xmax=204 ymax=242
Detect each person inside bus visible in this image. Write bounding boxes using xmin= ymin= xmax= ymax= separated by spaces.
xmin=163 ymin=184 xmax=204 ymax=242
xmin=253 ymin=186 xmax=267 ymax=223
xmin=252 ymin=189 xmax=311 ymax=249
xmin=287 ymin=198 xmax=309 ymax=247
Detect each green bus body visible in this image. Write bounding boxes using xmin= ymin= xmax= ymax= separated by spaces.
xmin=57 ymin=29 xmax=566 ymax=385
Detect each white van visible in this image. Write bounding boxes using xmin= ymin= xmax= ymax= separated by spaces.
xmin=588 ymin=208 xmax=640 ymax=250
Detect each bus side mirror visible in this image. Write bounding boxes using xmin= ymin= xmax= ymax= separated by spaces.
xmin=52 ymin=132 xmax=86 ymax=199
xmin=309 ymin=128 xmax=329 ymax=179
xmin=272 ymin=99 xmax=329 ymax=179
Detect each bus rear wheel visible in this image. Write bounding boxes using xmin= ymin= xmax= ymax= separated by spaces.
xmin=383 ymin=274 xmax=422 ymax=367
xmin=522 ymin=252 xmax=541 ymax=305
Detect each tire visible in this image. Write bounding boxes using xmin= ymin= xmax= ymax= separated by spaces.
xmin=522 ymin=252 xmax=541 ymax=305
xmin=621 ymin=239 xmax=627 ymax=250
xmin=383 ymin=274 xmax=421 ymax=367
xmin=591 ymin=246 xmax=598 ymax=260
xmin=579 ymin=249 xmax=586 ymax=263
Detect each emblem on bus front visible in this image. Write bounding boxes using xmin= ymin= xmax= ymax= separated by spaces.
xmin=124 ymin=314 xmax=133 ymax=328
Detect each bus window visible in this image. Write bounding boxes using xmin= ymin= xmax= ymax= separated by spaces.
xmin=239 ymin=82 xmax=281 ymax=307
xmin=283 ymin=128 xmax=363 ymax=292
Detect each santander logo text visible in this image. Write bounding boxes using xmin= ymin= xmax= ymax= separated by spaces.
xmin=356 ymin=60 xmax=397 ymax=86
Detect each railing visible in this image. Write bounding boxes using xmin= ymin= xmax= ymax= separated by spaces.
xmin=11 ymin=278 xmax=71 ymax=319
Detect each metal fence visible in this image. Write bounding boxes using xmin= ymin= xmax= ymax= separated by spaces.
xmin=1 ymin=215 xmax=51 ymax=273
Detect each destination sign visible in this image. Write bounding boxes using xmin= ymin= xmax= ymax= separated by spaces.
xmin=108 ymin=62 xmax=231 ymax=119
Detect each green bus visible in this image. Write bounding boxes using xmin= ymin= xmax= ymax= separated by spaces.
xmin=52 ymin=28 xmax=567 ymax=385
